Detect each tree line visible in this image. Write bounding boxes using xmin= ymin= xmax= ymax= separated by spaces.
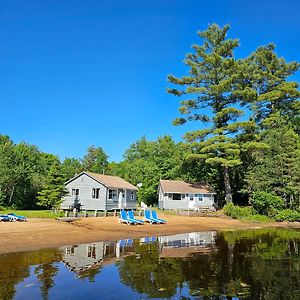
xmin=0 ymin=24 xmax=299 ymax=210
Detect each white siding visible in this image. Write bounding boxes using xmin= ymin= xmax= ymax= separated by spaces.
xmin=61 ymin=173 xmax=106 ymax=210
xmin=158 ymin=183 xmax=215 ymax=210
xmin=61 ymin=173 xmax=137 ymax=211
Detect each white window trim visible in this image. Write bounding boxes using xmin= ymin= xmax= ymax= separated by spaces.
xmin=108 ymin=189 xmax=118 ymax=202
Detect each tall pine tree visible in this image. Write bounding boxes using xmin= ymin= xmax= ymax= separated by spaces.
xmin=168 ymin=24 xmax=254 ymax=203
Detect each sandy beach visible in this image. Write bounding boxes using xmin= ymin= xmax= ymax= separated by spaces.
xmin=0 ymin=213 xmax=298 ymax=254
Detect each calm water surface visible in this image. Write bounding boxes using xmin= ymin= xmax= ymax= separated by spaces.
xmin=1 ymin=228 xmax=300 ymax=299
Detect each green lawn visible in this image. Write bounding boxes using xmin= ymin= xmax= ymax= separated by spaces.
xmin=0 ymin=210 xmax=64 ymax=218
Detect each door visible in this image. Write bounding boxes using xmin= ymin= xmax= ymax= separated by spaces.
xmin=188 ymin=194 xmax=195 ymax=209
xmin=118 ymin=189 xmax=125 ymax=209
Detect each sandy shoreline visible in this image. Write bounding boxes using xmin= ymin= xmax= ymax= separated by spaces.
xmin=0 ymin=213 xmax=298 ymax=254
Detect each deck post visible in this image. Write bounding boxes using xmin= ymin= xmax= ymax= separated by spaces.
xmin=64 ymin=210 xmax=68 ymax=217
xmin=94 ymin=210 xmax=98 ymax=217
xmin=114 ymin=210 xmax=116 ymax=217
xmin=104 ymin=210 xmax=107 ymax=217
xmin=73 ymin=208 xmax=77 ymax=218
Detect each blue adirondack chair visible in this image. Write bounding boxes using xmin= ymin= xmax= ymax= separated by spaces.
xmin=7 ymin=213 xmax=27 ymax=222
xmin=0 ymin=215 xmax=11 ymax=222
xmin=143 ymin=210 xmax=160 ymax=224
xmin=151 ymin=211 xmax=166 ymax=224
xmin=119 ymin=210 xmax=138 ymax=225
xmin=128 ymin=210 xmax=144 ymax=224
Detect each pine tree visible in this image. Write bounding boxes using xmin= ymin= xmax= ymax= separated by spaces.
xmin=247 ymin=43 xmax=300 ymax=122
xmin=168 ymin=24 xmax=255 ymax=203
xmin=37 ymin=164 xmax=68 ymax=209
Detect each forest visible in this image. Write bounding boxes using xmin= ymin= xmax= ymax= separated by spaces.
xmin=0 ymin=24 xmax=299 ymax=216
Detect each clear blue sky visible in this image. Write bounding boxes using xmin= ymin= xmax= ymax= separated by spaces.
xmin=1 ymin=0 xmax=299 ymax=162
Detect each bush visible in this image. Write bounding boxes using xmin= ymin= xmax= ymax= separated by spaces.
xmin=223 ymin=202 xmax=254 ymax=219
xmin=250 ymin=192 xmax=285 ymax=215
xmin=223 ymin=203 xmax=271 ymax=222
xmin=275 ymin=209 xmax=300 ymax=222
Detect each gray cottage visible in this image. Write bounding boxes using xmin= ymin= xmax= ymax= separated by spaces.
xmin=158 ymin=179 xmax=216 ymax=210
xmin=61 ymin=171 xmax=138 ymax=211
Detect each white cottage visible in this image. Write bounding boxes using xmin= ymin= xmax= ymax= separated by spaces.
xmin=158 ymin=179 xmax=216 ymax=210
xmin=61 ymin=171 xmax=138 ymax=211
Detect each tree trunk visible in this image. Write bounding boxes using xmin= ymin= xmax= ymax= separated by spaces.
xmin=223 ymin=166 xmax=232 ymax=203
xmin=8 ymin=185 xmax=15 ymax=204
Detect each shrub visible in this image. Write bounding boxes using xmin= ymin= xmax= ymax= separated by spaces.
xmin=223 ymin=203 xmax=271 ymax=222
xmin=250 ymin=192 xmax=285 ymax=215
xmin=275 ymin=209 xmax=300 ymax=222
xmin=223 ymin=202 xmax=254 ymax=219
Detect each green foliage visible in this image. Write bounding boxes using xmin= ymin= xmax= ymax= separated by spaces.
xmin=37 ymin=164 xmax=68 ymax=209
xmin=167 ymin=24 xmax=268 ymax=203
xmin=274 ymin=209 xmax=300 ymax=222
xmin=107 ymin=136 xmax=191 ymax=205
xmin=61 ymin=157 xmax=82 ymax=179
xmin=246 ymin=43 xmax=299 ymax=122
xmin=82 ymin=145 xmax=108 ymax=173
xmin=223 ymin=203 xmax=271 ymax=222
xmin=250 ymin=191 xmax=285 ymax=215
xmin=245 ymin=119 xmax=300 ymax=208
xmin=223 ymin=202 xmax=254 ymax=219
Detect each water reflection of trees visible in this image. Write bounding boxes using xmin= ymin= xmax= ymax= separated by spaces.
xmin=117 ymin=229 xmax=300 ymax=299
xmin=0 ymin=249 xmax=61 ymax=300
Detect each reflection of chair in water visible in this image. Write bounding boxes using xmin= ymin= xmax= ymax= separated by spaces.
xmin=127 ymin=239 xmax=133 ymax=246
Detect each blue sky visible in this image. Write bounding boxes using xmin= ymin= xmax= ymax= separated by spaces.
xmin=1 ymin=0 xmax=299 ymax=162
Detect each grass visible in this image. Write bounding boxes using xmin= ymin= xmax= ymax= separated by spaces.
xmin=0 ymin=210 xmax=65 ymax=218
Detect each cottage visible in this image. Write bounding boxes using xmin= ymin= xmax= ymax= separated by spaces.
xmin=61 ymin=171 xmax=138 ymax=211
xmin=158 ymin=179 xmax=216 ymax=210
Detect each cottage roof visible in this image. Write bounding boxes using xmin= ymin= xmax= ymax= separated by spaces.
xmin=86 ymin=172 xmax=138 ymax=190
xmin=159 ymin=179 xmax=214 ymax=194
xmin=67 ymin=171 xmax=138 ymax=190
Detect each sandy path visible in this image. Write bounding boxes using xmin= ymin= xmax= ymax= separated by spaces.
xmin=0 ymin=214 xmax=297 ymax=254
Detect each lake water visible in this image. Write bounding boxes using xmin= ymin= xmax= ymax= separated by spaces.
xmin=1 ymin=228 xmax=300 ymax=299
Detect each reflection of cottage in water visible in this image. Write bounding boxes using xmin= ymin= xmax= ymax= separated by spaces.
xmin=61 ymin=240 xmax=135 ymax=275
xmin=62 ymin=232 xmax=217 ymax=275
xmin=158 ymin=232 xmax=216 ymax=258
xmin=159 ymin=232 xmax=216 ymax=247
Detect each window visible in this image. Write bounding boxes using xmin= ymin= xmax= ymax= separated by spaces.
xmin=66 ymin=246 xmax=75 ymax=255
xmin=131 ymin=191 xmax=134 ymax=200
xmin=190 ymin=194 xmax=194 ymax=201
xmin=72 ymin=189 xmax=79 ymax=196
xmin=172 ymin=193 xmax=181 ymax=200
xmin=87 ymin=244 xmax=96 ymax=259
xmin=92 ymin=188 xmax=100 ymax=199
xmin=108 ymin=189 xmax=118 ymax=202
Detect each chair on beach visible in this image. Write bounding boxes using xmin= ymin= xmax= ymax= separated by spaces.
xmin=151 ymin=211 xmax=166 ymax=224
xmin=143 ymin=210 xmax=160 ymax=224
xmin=128 ymin=210 xmax=144 ymax=224
xmin=0 ymin=215 xmax=11 ymax=222
xmin=119 ymin=210 xmax=138 ymax=225
xmin=7 ymin=213 xmax=27 ymax=222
